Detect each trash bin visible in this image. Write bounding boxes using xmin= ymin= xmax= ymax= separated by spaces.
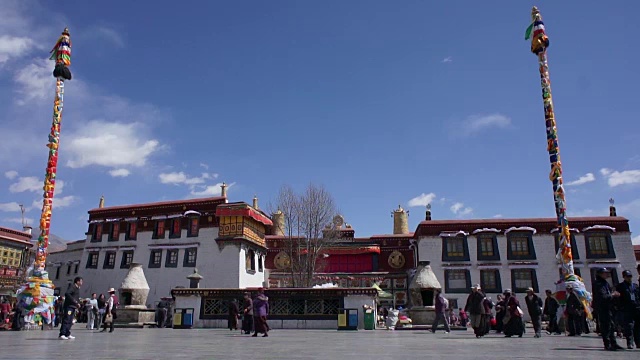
xmin=364 ymin=309 xmax=375 ymax=330
xmin=338 ymin=308 xmax=358 ymax=331
xmin=173 ymin=308 xmax=194 ymax=329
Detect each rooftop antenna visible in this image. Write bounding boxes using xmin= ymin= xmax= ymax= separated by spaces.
xmin=19 ymin=204 xmax=26 ymax=227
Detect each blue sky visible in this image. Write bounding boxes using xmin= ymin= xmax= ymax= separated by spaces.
xmin=1 ymin=0 xmax=639 ymax=243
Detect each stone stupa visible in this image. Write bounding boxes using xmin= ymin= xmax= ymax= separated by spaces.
xmin=116 ymin=263 xmax=155 ymax=326
xmin=407 ymin=261 xmax=443 ymax=325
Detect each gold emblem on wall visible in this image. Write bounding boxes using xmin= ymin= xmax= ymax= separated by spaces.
xmin=388 ymin=250 xmax=405 ymax=269
xmin=274 ymin=251 xmax=291 ymax=270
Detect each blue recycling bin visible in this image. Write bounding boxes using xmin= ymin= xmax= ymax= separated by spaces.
xmin=337 ymin=308 xmax=358 ymax=331
xmin=173 ymin=308 xmax=194 ymax=329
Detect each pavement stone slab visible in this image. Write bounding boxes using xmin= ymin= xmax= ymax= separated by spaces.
xmin=0 ymin=328 xmax=638 ymax=359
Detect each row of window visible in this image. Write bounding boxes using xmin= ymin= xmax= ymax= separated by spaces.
xmin=54 ymin=263 xmax=79 ymax=279
xmin=442 ymin=232 xmax=616 ymax=262
xmin=444 ymin=267 xmax=620 ymax=294
xmin=91 ymin=218 xmax=200 ymax=242
xmin=149 ymin=248 xmax=197 ymax=268
xmin=245 ymin=249 xmax=264 ymax=273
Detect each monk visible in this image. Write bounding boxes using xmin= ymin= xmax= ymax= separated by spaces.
xmin=252 ymin=288 xmax=270 ymax=337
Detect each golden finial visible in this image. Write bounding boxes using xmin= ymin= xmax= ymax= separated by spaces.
xmin=531 ymin=6 xmax=541 ymax=21
xmin=62 ymin=27 xmax=70 ymax=36
xmin=99 ymin=195 xmax=105 ymax=208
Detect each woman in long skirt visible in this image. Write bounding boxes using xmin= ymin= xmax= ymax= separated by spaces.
xmin=252 ymin=288 xmax=270 ymax=337
xmin=241 ymin=293 xmax=253 ymax=334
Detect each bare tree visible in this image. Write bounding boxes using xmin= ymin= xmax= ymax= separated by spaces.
xmin=268 ymin=183 xmax=340 ymax=287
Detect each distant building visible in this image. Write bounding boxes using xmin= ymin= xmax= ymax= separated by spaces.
xmin=415 ymin=204 xmax=636 ymax=316
xmin=0 ymin=226 xmax=33 ymax=297
xmin=45 ymin=185 xmax=271 ymax=305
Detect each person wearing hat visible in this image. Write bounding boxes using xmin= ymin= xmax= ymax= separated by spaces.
xmin=593 ymin=268 xmax=623 ymax=351
xmin=464 ymin=284 xmax=486 ymax=338
xmin=100 ymin=288 xmax=117 ymax=333
xmin=615 ymin=270 xmax=640 ymax=349
xmin=525 ymin=287 xmax=543 ymax=338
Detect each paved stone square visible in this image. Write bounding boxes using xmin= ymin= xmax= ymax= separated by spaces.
xmin=0 ymin=328 xmax=638 ymax=359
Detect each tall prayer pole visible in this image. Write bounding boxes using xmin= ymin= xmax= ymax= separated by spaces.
xmin=16 ymin=28 xmax=73 ymax=327
xmin=526 ymin=7 xmax=591 ymax=310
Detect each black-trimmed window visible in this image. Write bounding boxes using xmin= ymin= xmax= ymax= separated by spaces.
xmin=507 ymin=232 xmax=536 ymax=260
xmin=66 ymin=264 xmax=71 ymax=275
xmin=246 ymin=249 xmax=256 ymax=273
xmin=477 ymin=234 xmax=500 ymax=261
xmin=125 ymin=222 xmax=137 ymax=241
xmin=187 ymin=217 xmax=199 ymax=237
xmin=86 ymin=253 xmax=99 ymax=269
xmin=91 ymin=223 xmax=103 ymax=242
xmin=558 ymin=268 xmax=581 ymax=279
xmin=442 ymin=236 xmax=470 ymax=261
xmin=120 ymin=250 xmax=134 ymax=269
xmin=480 ymin=269 xmax=502 ymax=293
xmin=74 ymin=263 xmax=79 ymax=274
xmin=103 ymin=252 xmax=116 ymax=269
xmin=258 ymin=255 xmax=264 ymax=272
xmin=585 ymin=232 xmax=616 ymax=259
xmin=590 ymin=268 xmax=619 ymax=288
xmin=511 ymin=269 xmax=539 ymax=293
xmin=444 ymin=269 xmax=471 ymax=293
xmin=153 ymin=220 xmax=166 ymax=239
xmin=166 ymin=250 xmax=179 ymax=268
xmin=554 ymin=233 xmax=579 ymax=259
xmin=170 ymin=218 xmax=182 ymax=238
xmin=55 ymin=266 xmax=60 ymax=279
xmin=108 ymin=222 xmax=120 ymax=242
xmin=183 ymin=248 xmax=197 ymax=267
xmin=149 ymin=249 xmax=162 ymax=268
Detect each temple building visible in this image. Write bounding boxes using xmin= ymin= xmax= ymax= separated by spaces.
xmin=414 ymin=202 xmax=637 ymax=314
xmin=0 ymin=226 xmax=33 ymax=297
xmin=46 ymin=184 xmax=271 ymax=305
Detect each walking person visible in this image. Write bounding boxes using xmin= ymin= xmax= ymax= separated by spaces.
xmin=59 ymin=276 xmax=82 ymax=340
xmin=615 ymin=270 xmax=640 ymax=349
xmin=96 ymin=294 xmax=106 ymax=330
xmin=54 ymin=296 xmax=64 ymax=327
xmin=228 ymin=299 xmax=239 ymax=331
xmin=525 ymin=288 xmax=543 ymax=338
xmin=593 ymin=268 xmax=623 ymax=351
xmin=464 ymin=284 xmax=486 ymax=338
xmin=156 ymin=297 xmax=171 ymax=328
xmin=494 ymin=295 xmax=505 ymax=334
xmin=543 ymin=289 xmax=561 ymax=335
xmin=86 ymin=294 xmax=98 ymax=330
xmin=565 ymin=285 xmax=584 ymax=336
xmin=502 ymin=289 xmax=524 ymax=338
xmin=431 ymin=289 xmax=450 ymax=333
xmin=100 ymin=288 xmax=117 ymax=333
xmin=241 ymin=292 xmax=254 ymax=335
xmin=252 ymin=288 xmax=270 ymax=337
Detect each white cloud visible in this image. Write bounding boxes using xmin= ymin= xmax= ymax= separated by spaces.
xmin=566 ymin=172 xmax=595 ymax=186
xmin=4 ymin=170 xmax=19 ymax=179
xmin=493 ymin=214 xmax=503 ymax=218
xmin=9 ymin=176 xmax=41 ymax=193
xmin=600 ymin=168 xmax=640 ymax=187
xmin=200 ymin=163 xmax=209 ymax=170
xmin=3 ymin=217 xmax=34 ymax=225
xmin=109 ymin=168 xmax=131 ymax=177
xmin=460 ymin=114 xmax=511 ymax=136
xmin=442 ymin=56 xmax=452 ymax=63
xmin=0 ymin=202 xmax=22 ymax=212
xmin=53 ymin=195 xmax=75 ymax=208
xmin=65 ymin=121 xmax=160 ymax=169
xmin=407 ymin=193 xmax=437 ymax=207
xmin=159 ymin=172 xmax=187 ymax=184
xmin=450 ymin=202 xmax=473 ymax=216
xmin=13 ymin=58 xmax=52 ymax=105
xmin=0 ymin=35 xmax=34 ymax=65
xmin=159 ymin=171 xmax=225 ymax=197
xmin=190 ymin=182 xmax=233 ymax=197
xmin=94 ymin=26 xmax=125 ymax=48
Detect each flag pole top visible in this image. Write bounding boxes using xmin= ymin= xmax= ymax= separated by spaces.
xmin=531 ymin=6 xmax=541 ymax=21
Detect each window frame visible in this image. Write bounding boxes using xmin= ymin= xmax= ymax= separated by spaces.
xmin=553 ymin=232 xmax=579 ymax=260
xmin=165 ymin=249 xmax=179 ymax=268
xmin=584 ymin=231 xmax=616 ymax=259
xmin=479 ymin=269 xmax=502 ymax=293
xmin=187 ymin=217 xmax=199 ymax=237
xmin=246 ymin=249 xmax=256 ymax=274
xmin=441 ymin=235 xmax=470 ymax=262
xmin=506 ymin=232 xmax=537 ymax=260
xmin=103 ymin=251 xmax=116 ymax=269
xmin=66 ymin=264 xmax=71 ymax=275
xmin=258 ymin=255 xmax=264 ymax=272
xmin=91 ymin=223 xmax=103 ymax=243
xmin=153 ymin=220 xmax=166 ymax=240
xmin=443 ymin=269 xmax=472 ymax=294
xmin=183 ymin=247 xmax=197 ymax=267
xmin=120 ymin=250 xmax=134 ymax=269
xmin=476 ymin=233 xmax=500 ymax=261
xmin=125 ymin=221 xmax=137 ymax=241
xmin=170 ymin=218 xmax=182 ymax=239
xmin=55 ymin=266 xmax=60 ymax=280
xmin=510 ymin=269 xmax=539 ymax=293
xmin=149 ymin=249 xmax=163 ymax=268
xmin=108 ymin=222 xmax=120 ymax=242
xmin=86 ymin=252 xmax=99 ymax=269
